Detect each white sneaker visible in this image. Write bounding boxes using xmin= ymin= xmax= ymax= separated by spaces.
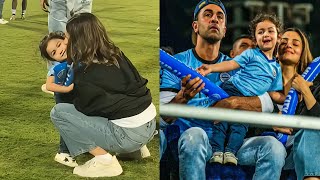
xmin=41 ymin=84 xmax=54 ymax=95
xmin=10 ymin=15 xmax=15 ymax=21
xmin=223 ymin=152 xmax=238 ymax=165
xmin=54 ymin=153 xmax=78 ymax=167
xmin=0 ymin=19 xmax=8 ymax=24
xmin=209 ymin=152 xmax=224 ymax=164
xmin=116 ymin=145 xmax=151 ymax=160
xmin=73 ymin=156 xmax=123 ymax=177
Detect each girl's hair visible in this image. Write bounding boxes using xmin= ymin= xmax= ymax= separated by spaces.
xmin=249 ymin=13 xmax=283 ymax=56
xmin=249 ymin=13 xmax=283 ymax=41
xmin=39 ymin=31 xmax=65 ymax=61
xmin=281 ymin=28 xmax=313 ymax=74
xmin=66 ymin=13 xmax=121 ymax=69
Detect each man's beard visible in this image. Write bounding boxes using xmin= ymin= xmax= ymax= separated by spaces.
xmin=198 ymin=30 xmax=221 ymax=44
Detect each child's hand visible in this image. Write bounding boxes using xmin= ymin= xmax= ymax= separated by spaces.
xmin=65 ymin=83 xmax=74 ymax=93
xmin=197 ymin=64 xmax=212 ymax=76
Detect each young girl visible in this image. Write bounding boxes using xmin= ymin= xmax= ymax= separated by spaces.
xmin=39 ymin=31 xmax=77 ymax=167
xmin=198 ymin=13 xmax=284 ymax=165
xmin=39 ymin=31 xmax=74 ymax=95
xmin=50 ymin=13 xmax=156 ymax=177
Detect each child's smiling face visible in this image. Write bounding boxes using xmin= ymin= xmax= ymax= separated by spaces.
xmin=46 ymin=38 xmax=68 ymax=62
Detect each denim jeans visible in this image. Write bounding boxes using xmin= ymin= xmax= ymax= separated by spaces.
xmin=284 ymin=129 xmax=320 ymax=180
xmin=211 ymin=122 xmax=248 ymax=154
xmin=48 ymin=0 xmax=92 ymax=32
xmin=212 ymin=81 xmax=248 ymax=154
xmin=54 ymin=93 xmax=73 ymax=153
xmin=237 ymin=136 xmax=287 ymax=180
xmin=50 ymin=103 xmax=156 ymax=157
xmin=170 ymin=125 xmax=286 ymax=180
xmin=159 ymin=129 xmax=166 ymax=160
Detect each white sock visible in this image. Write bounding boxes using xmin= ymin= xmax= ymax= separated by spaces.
xmin=95 ymin=153 xmax=113 ymax=163
xmin=12 ymin=9 xmax=16 ymax=15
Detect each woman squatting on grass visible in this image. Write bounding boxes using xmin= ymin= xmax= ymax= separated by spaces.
xmin=50 ymin=13 xmax=157 ymax=178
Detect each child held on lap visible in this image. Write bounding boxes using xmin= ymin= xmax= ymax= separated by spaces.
xmin=198 ymin=13 xmax=284 ymax=165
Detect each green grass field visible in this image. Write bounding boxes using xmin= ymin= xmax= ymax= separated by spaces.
xmin=0 ymin=0 xmax=159 ymax=179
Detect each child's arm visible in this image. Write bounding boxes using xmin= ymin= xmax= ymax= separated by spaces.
xmin=46 ymin=76 xmax=74 ymax=93
xmin=268 ymin=91 xmax=286 ymax=104
xmin=197 ymin=60 xmax=240 ymax=76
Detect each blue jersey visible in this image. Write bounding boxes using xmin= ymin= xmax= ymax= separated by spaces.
xmin=160 ymin=48 xmax=235 ymax=133
xmin=47 ymin=61 xmax=61 ymax=77
xmin=160 ymin=48 xmax=235 ymax=107
xmin=231 ymin=48 xmax=283 ymax=96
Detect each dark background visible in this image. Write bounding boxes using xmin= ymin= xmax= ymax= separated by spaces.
xmin=160 ymin=0 xmax=320 ymax=57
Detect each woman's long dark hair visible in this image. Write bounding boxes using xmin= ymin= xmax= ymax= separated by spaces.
xmin=66 ymin=13 xmax=120 ymax=69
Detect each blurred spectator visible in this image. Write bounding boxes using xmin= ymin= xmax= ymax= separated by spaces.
xmin=0 ymin=0 xmax=8 ymax=24
xmin=10 ymin=0 xmax=27 ymax=20
xmin=230 ymin=35 xmax=254 ymax=58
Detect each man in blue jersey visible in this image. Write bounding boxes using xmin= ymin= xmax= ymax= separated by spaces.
xmin=160 ymin=0 xmax=286 ymax=179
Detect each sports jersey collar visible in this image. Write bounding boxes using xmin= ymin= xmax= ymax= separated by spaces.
xmin=192 ymin=48 xmax=223 ymax=64
xmin=258 ymin=48 xmax=276 ymax=62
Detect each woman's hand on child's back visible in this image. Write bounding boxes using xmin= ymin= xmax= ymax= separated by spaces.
xmin=64 ymin=83 xmax=74 ymax=93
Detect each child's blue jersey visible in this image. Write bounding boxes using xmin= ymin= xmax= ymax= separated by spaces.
xmin=160 ymin=48 xmax=235 ymax=108
xmin=47 ymin=61 xmax=61 ymax=77
xmin=232 ymin=47 xmax=283 ymax=96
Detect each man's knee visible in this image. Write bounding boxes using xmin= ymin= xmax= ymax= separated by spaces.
xmin=178 ymin=127 xmax=208 ymax=152
xmin=260 ymin=136 xmax=287 ymax=166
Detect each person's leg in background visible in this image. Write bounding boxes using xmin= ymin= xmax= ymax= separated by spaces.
xmin=66 ymin=0 xmax=92 ymax=18
xmin=48 ymin=0 xmax=67 ymax=32
xmin=0 ymin=0 xmax=8 ymax=24
xmin=10 ymin=0 xmax=16 ymax=20
xmin=21 ymin=0 xmax=26 ymax=19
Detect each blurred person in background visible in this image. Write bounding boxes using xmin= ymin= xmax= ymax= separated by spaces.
xmin=10 ymin=0 xmax=27 ymax=20
xmin=0 ymin=0 xmax=8 ymax=24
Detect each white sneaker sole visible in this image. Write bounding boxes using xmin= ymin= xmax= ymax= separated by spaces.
xmin=73 ymin=156 xmax=123 ymax=177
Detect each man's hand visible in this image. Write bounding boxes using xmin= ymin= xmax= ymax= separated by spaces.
xmin=162 ymin=75 xmax=205 ymax=124
xmin=170 ymin=75 xmax=205 ymax=104
xmin=181 ymin=75 xmax=204 ymax=100
xmin=40 ymin=0 xmax=49 ymax=12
